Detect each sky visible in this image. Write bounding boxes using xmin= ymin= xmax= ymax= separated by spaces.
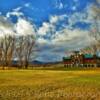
xmin=0 ymin=0 xmax=98 ymax=62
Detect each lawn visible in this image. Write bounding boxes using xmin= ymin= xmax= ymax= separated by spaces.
xmin=0 ymin=68 xmax=100 ymax=100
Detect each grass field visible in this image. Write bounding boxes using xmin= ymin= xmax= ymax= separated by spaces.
xmin=0 ymin=68 xmax=100 ymax=100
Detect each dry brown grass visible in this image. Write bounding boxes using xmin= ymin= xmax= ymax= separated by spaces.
xmin=0 ymin=69 xmax=100 ymax=100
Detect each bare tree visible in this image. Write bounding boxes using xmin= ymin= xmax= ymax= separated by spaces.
xmin=90 ymin=0 xmax=100 ymax=53
xmin=15 ymin=36 xmax=25 ymax=68
xmin=0 ymin=35 xmax=15 ymax=69
xmin=15 ymin=35 xmax=35 ymax=69
xmin=23 ymin=35 xmax=35 ymax=69
xmin=7 ymin=36 xmax=15 ymax=66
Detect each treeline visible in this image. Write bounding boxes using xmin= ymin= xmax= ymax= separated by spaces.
xmin=0 ymin=34 xmax=35 ymax=69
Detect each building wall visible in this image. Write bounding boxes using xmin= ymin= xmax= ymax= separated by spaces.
xmin=63 ymin=53 xmax=99 ymax=67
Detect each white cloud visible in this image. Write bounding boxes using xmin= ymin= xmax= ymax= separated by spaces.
xmin=38 ymin=15 xmax=67 ymax=36
xmin=72 ymin=6 xmax=77 ymax=11
xmin=38 ymin=22 xmax=55 ymax=36
xmin=85 ymin=4 xmax=96 ymax=23
xmin=50 ymin=15 xmax=67 ymax=24
xmin=6 ymin=7 xmax=24 ymax=18
xmin=24 ymin=3 xmax=31 ymax=8
xmin=50 ymin=16 xmax=59 ymax=24
xmin=59 ymin=2 xmax=64 ymax=9
xmin=52 ymin=29 xmax=94 ymax=46
xmin=0 ymin=16 xmax=15 ymax=37
xmin=6 ymin=11 xmax=23 ymax=18
xmin=36 ymin=27 xmax=95 ymax=61
xmin=55 ymin=1 xmax=64 ymax=9
xmin=71 ymin=3 xmax=99 ymax=24
xmin=37 ymin=12 xmax=95 ymax=50
xmin=15 ymin=18 xmax=36 ymax=36
xmin=67 ymin=3 xmax=98 ymax=27
xmin=37 ymin=38 xmax=48 ymax=44
xmin=36 ymin=4 xmax=97 ymax=51
xmin=0 ymin=16 xmax=36 ymax=38
xmin=37 ymin=23 xmax=95 ymax=50
xmin=13 ymin=7 xmax=22 ymax=12
xmin=0 ymin=5 xmax=37 ymax=37
xmin=68 ymin=12 xmax=88 ymax=28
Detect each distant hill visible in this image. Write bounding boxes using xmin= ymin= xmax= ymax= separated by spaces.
xmin=12 ymin=60 xmax=62 ymax=65
xmin=30 ymin=60 xmax=62 ymax=65
xmin=30 ymin=60 xmax=45 ymax=64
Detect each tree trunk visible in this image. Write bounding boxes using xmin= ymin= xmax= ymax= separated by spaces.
xmin=25 ymin=61 xmax=28 ymax=69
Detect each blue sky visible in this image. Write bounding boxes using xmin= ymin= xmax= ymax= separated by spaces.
xmin=0 ymin=0 xmax=97 ymax=62
xmin=0 ymin=0 xmax=94 ymax=24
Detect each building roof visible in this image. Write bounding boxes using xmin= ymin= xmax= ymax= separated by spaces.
xmin=84 ymin=54 xmax=93 ymax=58
xmin=63 ymin=57 xmax=71 ymax=60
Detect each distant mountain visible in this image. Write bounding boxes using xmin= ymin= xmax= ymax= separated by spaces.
xmin=30 ymin=60 xmax=62 ymax=65
xmin=30 ymin=60 xmax=45 ymax=64
xmin=12 ymin=60 xmax=62 ymax=65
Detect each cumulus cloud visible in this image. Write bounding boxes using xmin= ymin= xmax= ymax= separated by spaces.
xmin=36 ymin=8 xmax=96 ymax=52
xmin=15 ymin=18 xmax=36 ymax=36
xmin=13 ymin=7 xmax=22 ymax=12
xmin=52 ymin=29 xmax=95 ymax=46
xmin=0 ymin=16 xmax=36 ymax=37
xmin=50 ymin=15 xmax=67 ymax=24
xmin=6 ymin=8 xmax=24 ymax=18
xmin=58 ymin=2 xmax=64 ymax=9
xmin=6 ymin=6 xmax=24 ymax=18
xmin=68 ymin=1 xmax=99 ymax=27
xmin=38 ymin=22 xmax=55 ymax=36
xmin=6 ymin=11 xmax=23 ymax=18
xmin=54 ymin=0 xmax=64 ymax=9
xmin=0 ymin=16 xmax=15 ymax=37
xmin=36 ymin=2 xmax=98 ymax=56
xmin=24 ymin=3 xmax=31 ymax=8
xmin=68 ymin=12 xmax=89 ymax=28
xmin=36 ymin=27 xmax=95 ymax=62
xmin=50 ymin=16 xmax=59 ymax=24
xmin=37 ymin=38 xmax=48 ymax=44
xmin=63 ymin=3 xmax=99 ymax=31
xmin=37 ymin=25 xmax=95 ymax=51
xmin=38 ymin=14 xmax=67 ymax=36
